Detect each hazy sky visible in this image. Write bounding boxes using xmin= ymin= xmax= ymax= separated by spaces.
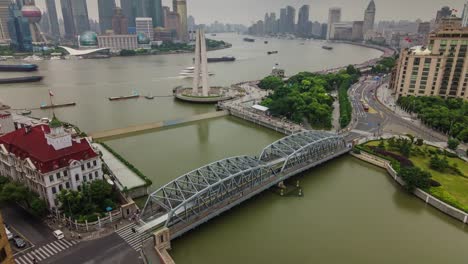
xmin=35 ymin=0 xmax=467 ymax=25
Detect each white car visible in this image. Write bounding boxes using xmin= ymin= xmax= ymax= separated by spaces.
xmin=53 ymin=230 xmax=64 ymax=240
xmin=4 ymin=226 xmax=12 ymax=240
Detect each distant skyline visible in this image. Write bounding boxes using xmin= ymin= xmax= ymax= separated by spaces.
xmin=35 ymin=0 xmax=466 ymax=25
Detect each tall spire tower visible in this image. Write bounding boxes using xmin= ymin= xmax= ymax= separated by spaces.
xmin=363 ymin=0 xmax=376 ymax=38
xmin=192 ymin=28 xmax=209 ymax=96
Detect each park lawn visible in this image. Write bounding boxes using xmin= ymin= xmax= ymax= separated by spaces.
xmin=364 ymin=140 xmax=468 ymax=212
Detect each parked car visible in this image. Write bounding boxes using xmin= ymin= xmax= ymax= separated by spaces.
xmin=13 ymin=237 xmax=26 ymax=248
xmin=4 ymin=226 xmax=12 ymax=240
xmin=53 ymin=230 xmax=64 ymax=240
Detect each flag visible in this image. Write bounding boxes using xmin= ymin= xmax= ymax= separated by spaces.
xmin=49 ymin=90 xmax=54 ymax=96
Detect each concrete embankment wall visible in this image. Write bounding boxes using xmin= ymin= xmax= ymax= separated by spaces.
xmin=351 ymin=152 xmax=468 ymax=224
xmin=89 ymin=111 xmax=229 ymax=140
xmin=228 ymin=108 xmax=294 ymax=135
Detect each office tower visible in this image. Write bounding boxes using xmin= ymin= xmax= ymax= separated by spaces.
xmin=136 ymin=17 xmax=153 ymax=40
xmin=297 ymin=5 xmax=310 ymax=37
xmin=173 ymin=0 xmax=188 ymax=42
xmin=187 ymin=15 xmax=195 ymax=31
xmin=147 ymin=0 xmax=164 ymax=28
xmin=352 ymin=21 xmax=364 ymax=41
xmin=462 ymin=1 xmax=468 ymax=27
xmin=417 ymin=22 xmax=431 ymax=34
xmin=392 ymin=17 xmax=468 ymax=100
xmin=41 ymin=10 xmax=49 ymax=34
xmin=164 ymin=6 xmax=180 ymax=40
xmin=120 ymin=0 xmax=136 ymax=27
xmin=98 ymin=0 xmax=116 ymax=33
xmin=327 ymin=8 xmax=341 ymax=40
xmin=0 ymin=0 xmax=10 ymax=40
xmin=436 ymin=6 xmax=452 ymax=22
xmin=363 ymin=0 xmax=376 ymax=37
xmin=61 ymin=0 xmax=90 ymax=38
xmin=285 ymin=6 xmax=295 ymax=33
xmin=7 ymin=2 xmax=32 ymax=51
xmin=279 ymin=8 xmax=286 ymax=33
xmin=45 ymin=0 xmax=60 ymax=38
xmin=112 ymin=7 xmax=128 ymax=34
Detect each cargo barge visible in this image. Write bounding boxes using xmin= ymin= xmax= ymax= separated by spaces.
xmin=0 ymin=76 xmax=43 ymax=84
xmin=0 ymin=64 xmax=38 ymax=72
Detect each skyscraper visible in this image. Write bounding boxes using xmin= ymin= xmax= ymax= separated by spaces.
xmin=327 ymin=7 xmax=341 ymax=40
xmin=98 ymin=0 xmax=116 ymax=33
xmin=363 ymin=0 xmax=376 ymax=38
xmin=120 ymin=0 xmax=136 ymax=27
xmin=173 ymin=0 xmax=188 ymax=42
xmin=285 ymin=6 xmax=295 ymax=33
xmin=45 ymin=0 xmax=60 ymax=39
xmin=297 ymin=5 xmax=310 ymax=37
xmin=112 ymin=7 xmax=128 ymax=34
xmin=136 ymin=17 xmax=153 ymax=40
xmin=436 ymin=6 xmax=452 ymax=22
xmin=147 ymin=0 xmax=164 ymax=28
xmin=7 ymin=2 xmax=32 ymax=51
xmin=61 ymin=0 xmax=90 ymax=38
xmin=462 ymin=1 xmax=468 ymax=27
xmin=279 ymin=8 xmax=287 ymax=33
xmin=60 ymin=0 xmax=75 ymax=39
xmin=0 ymin=0 xmax=11 ymax=40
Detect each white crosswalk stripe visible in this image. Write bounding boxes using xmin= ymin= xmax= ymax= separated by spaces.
xmin=116 ymin=223 xmax=150 ymax=251
xmin=15 ymin=239 xmax=78 ymax=264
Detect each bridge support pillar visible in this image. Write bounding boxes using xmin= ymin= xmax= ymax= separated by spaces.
xmin=153 ymin=228 xmax=175 ymax=264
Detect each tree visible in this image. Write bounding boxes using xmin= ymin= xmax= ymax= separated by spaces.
xmin=399 ymin=167 xmax=432 ymax=192
xmin=30 ymin=197 xmax=47 ymax=217
xmin=89 ymin=180 xmax=113 ymax=208
xmin=415 ymin=138 xmax=424 ymax=146
xmin=258 ymin=76 xmax=284 ymax=90
xmin=447 ymin=138 xmax=460 ymax=151
xmin=429 ymin=155 xmax=449 ymax=172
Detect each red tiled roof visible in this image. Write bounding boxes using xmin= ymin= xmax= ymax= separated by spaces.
xmin=0 ymin=124 xmax=98 ymax=174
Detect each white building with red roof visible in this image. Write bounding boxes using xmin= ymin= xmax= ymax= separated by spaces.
xmin=0 ymin=116 xmax=103 ymax=210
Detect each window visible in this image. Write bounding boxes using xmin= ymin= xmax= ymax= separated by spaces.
xmin=56 ymin=172 xmax=61 ymax=179
xmin=93 ymin=160 xmax=97 ymax=167
xmin=81 ymin=164 xmax=85 ymax=171
xmin=64 ymin=171 xmax=68 ymax=177
xmin=87 ymin=162 xmax=91 ymax=169
xmin=75 ymin=174 xmax=79 ymax=181
xmin=83 ymin=175 xmax=87 ymax=182
xmin=59 ymin=185 xmax=63 ymax=191
xmin=49 ymin=175 xmax=54 ymax=182
xmin=52 ymin=186 xmax=56 ymax=194
xmin=89 ymin=174 xmax=93 ymax=181
xmin=95 ymin=171 xmax=98 ymax=178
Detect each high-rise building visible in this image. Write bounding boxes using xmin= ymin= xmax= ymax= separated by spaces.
xmin=61 ymin=0 xmax=90 ymax=38
xmin=297 ymin=5 xmax=310 ymax=37
xmin=392 ymin=17 xmax=468 ymax=100
xmin=417 ymin=22 xmax=431 ymax=35
xmin=0 ymin=211 xmax=14 ymax=264
xmin=112 ymin=7 xmax=128 ymax=35
xmin=352 ymin=21 xmax=364 ymax=41
xmin=0 ymin=0 xmax=11 ymax=41
xmin=45 ymin=0 xmax=60 ymax=39
xmin=98 ymin=0 xmax=116 ymax=33
xmin=363 ymin=0 xmax=376 ymax=38
xmin=120 ymin=0 xmax=136 ymax=27
xmin=136 ymin=17 xmax=153 ymax=40
xmin=279 ymin=8 xmax=286 ymax=33
xmin=327 ymin=8 xmax=341 ymax=40
xmin=163 ymin=7 xmax=180 ymax=40
xmin=7 ymin=2 xmax=32 ymax=51
xmin=285 ymin=6 xmax=295 ymax=33
xmin=173 ymin=0 xmax=188 ymax=42
xmin=147 ymin=0 xmax=164 ymax=28
xmin=462 ymin=1 xmax=468 ymax=27
xmin=187 ymin=15 xmax=195 ymax=31
xmin=41 ymin=10 xmax=50 ymax=34
xmin=436 ymin=6 xmax=452 ymax=22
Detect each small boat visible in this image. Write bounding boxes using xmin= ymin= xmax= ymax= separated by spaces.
xmin=267 ymin=51 xmax=278 ymax=55
xmin=243 ymin=38 xmax=255 ymax=42
xmin=145 ymin=95 xmax=155 ymax=100
xmin=20 ymin=109 xmax=31 ymax=115
xmin=108 ymin=94 xmax=140 ymax=101
xmin=211 ymin=33 xmax=217 ymax=36
xmin=206 ymin=56 xmax=236 ymax=63
xmin=40 ymin=102 xmax=76 ymax=109
xmin=264 ymin=41 xmax=268 ymax=44
xmin=0 ymin=76 xmax=43 ymax=84
xmin=322 ymin=46 xmax=333 ymax=50
xmin=0 ymin=64 xmax=38 ymax=72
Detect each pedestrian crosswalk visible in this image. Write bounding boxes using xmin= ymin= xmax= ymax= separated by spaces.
xmin=116 ymin=223 xmax=149 ymax=251
xmin=15 ymin=239 xmax=78 ymax=264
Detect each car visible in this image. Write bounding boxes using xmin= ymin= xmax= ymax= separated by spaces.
xmin=53 ymin=230 xmax=64 ymax=240
xmin=13 ymin=237 xmax=26 ymax=248
xmin=4 ymin=226 xmax=12 ymax=240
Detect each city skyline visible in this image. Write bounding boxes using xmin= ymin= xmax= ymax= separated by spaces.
xmin=34 ymin=0 xmax=467 ymax=25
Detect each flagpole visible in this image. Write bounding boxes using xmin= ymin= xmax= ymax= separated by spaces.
xmin=49 ymin=89 xmax=55 ymax=118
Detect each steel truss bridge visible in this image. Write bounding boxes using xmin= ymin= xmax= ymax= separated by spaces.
xmin=139 ymin=131 xmax=350 ymax=239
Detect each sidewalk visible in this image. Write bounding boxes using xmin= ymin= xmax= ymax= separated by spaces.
xmin=44 ymin=216 xmax=133 ymax=241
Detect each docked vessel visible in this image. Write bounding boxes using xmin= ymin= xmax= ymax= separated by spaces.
xmin=0 ymin=64 xmax=38 ymax=72
xmin=322 ymin=46 xmax=333 ymax=50
xmin=20 ymin=109 xmax=31 ymax=115
xmin=267 ymin=51 xmax=278 ymax=55
xmin=0 ymin=76 xmax=43 ymax=84
xmin=40 ymin=102 xmax=76 ymax=109
xmin=243 ymin=38 xmax=255 ymax=42
xmin=207 ymin=56 xmax=236 ymax=63
xmin=108 ymin=94 xmax=140 ymax=101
